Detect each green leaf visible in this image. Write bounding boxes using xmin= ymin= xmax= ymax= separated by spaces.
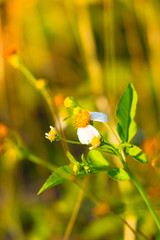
xmin=88 ymin=150 xmax=111 ymax=170
xmin=38 ymin=166 xmax=71 ymax=195
xmin=126 ymin=145 xmax=148 ymax=164
xmin=108 ymin=168 xmax=130 ymax=181
xmin=67 ymin=151 xmax=78 ymax=164
xmin=38 ymin=156 xmax=111 ymax=194
xmin=116 ymin=83 xmax=138 ymax=142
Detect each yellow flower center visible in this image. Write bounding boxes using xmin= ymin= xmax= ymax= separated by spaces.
xmin=47 ymin=128 xmax=57 ymax=142
xmin=91 ymin=136 xmax=101 ymax=149
xmin=74 ymin=109 xmax=90 ymax=128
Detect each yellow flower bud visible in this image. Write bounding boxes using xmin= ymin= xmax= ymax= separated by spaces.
xmin=64 ymin=97 xmax=76 ymax=108
xmin=3 ymin=46 xmax=21 ymax=68
xmin=72 ymin=164 xmax=80 ymax=174
xmin=35 ymin=79 xmax=46 ymax=90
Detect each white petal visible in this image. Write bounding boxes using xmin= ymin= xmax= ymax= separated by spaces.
xmin=77 ymin=125 xmax=100 ymax=144
xmin=86 ymin=125 xmax=100 ymax=138
xmin=89 ymin=112 xmax=108 ymax=123
xmin=77 ymin=128 xmax=90 ymax=144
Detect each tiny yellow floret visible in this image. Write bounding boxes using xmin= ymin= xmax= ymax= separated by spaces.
xmin=91 ymin=136 xmax=101 ymax=149
xmin=45 ymin=126 xmax=57 ymax=142
xmin=36 ymin=79 xmax=46 ymax=90
xmin=84 ymin=166 xmax=89 ymax=171
xmin=84 ymin=165 xmax=90 ymax=173
xmin=74 ymin=109 xmax=90 ymax=128
xmin=64 ymin=97 xmax=75 ymax=108
xmin=8 ymin=54 xmax=21 ymax=68
xmin=72 ymin=164 xmax=80 ymax=174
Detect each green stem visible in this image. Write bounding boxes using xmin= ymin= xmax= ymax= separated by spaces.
xmin=119 ymin=152 xmax=160 ymax=230
xmin=125 ymin=164 xmax=160 ymax=230
xmin=104 ymin=123 xmax=160 ymax=229
xmin=27 ymin=153 xmax=56 ymax=172
xmin=62 ymin=178 xmax=87 ymax=240
xmin=61 ymin=138 xmax=84 ymax=145
xmin=19 ymin=62 xmax=69 ymax=157
xmin=18 ymin=144 xmax=56 ymax=172
xmin=19 ymin=64 xmax=53 ymax=112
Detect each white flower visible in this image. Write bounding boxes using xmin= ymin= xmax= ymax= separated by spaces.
xmin=77 ymin=125 xmax=100 ymax=144
xmin=73 ymin=110 xmax=108 ymax=147
xmin=45 ymin=126 xmax=58 ymax=142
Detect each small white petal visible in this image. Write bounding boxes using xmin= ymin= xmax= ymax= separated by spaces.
xmin=77 ymin=128 xmax=90 ymax=144
xmin=45 ymin=133 xmax=49 ymax=136
xmin=86 ymin=125 xmax=100 ymax=138
xmin=89 ymin=112 xmax=108 ymax=123
xmin=50 ymin=126 xmax=54 ymax=130
xmin=77 ymin=125 xmax=100 ymax=144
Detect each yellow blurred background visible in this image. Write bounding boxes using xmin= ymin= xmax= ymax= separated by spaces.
xmin=1 ymin=0 xmax=160 ymax=239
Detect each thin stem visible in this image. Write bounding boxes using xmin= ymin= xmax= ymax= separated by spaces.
xmin=103 ymin=124 xmax=160 ymax=230
xmin=27 ymin=153 xmax=56 ymax=172
xmin=103 ymin=123 xmax=126 ymax=161
xmin=19 ymin=63 xmax=69 ymax=158
xmin=116 ymin=214 xmax=149 ymax=240
xmin=18 ymin=143 xmax=57 ymax=172
xmin=62 ymin=178 xmax=87 ymax=240
xmin=61 ymin=137 xmax=84 ymax=145
xmin=124 ymin=163 xmax=160 ymax=230
xmin=103 ymin=123 xmax=121 ymax=144
xmin=117 ymin=150 xmax=160 ymax=230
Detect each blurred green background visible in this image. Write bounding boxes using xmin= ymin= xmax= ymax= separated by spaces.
xmin=1 ymin=0 xmax=160 ymax=239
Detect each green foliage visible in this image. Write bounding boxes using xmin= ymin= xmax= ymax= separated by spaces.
xmin=126 ymin=145 xmax=148 ymax=164
xmin=67 ymin=151 xmax=78 ymax=164
xmin=38 ymin=151 xmax=111 ymax=194
xmin=39 ymin=150 xmax=128 ymax=194
xmin=116 ymin=83 xmax=138 ymax=142
xmin=38 ymin=147 xmax=135 ymax=194
xmin=88 ymin=150 xmax=111 ymax=170
xmin=38 ymin=166 xmax=71 ymax=195
xmin=108 ymin=168 xmax=130 ymax=181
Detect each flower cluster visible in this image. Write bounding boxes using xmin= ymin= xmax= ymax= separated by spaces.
xmin=45 ymin=97 xmax=108 ymax=150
